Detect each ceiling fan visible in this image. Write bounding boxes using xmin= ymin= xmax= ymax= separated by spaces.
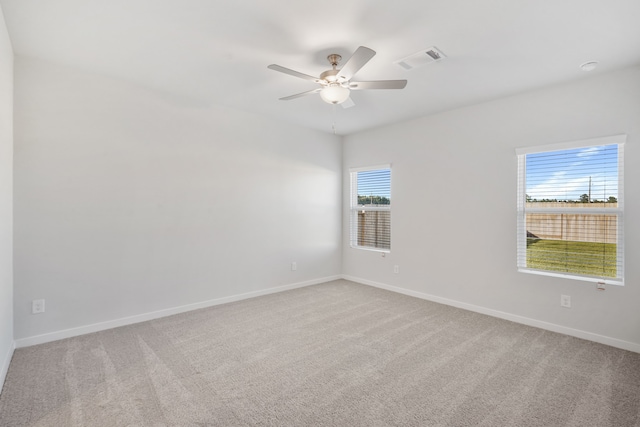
xmin=268 ymin=46 xmax=407 ymax=107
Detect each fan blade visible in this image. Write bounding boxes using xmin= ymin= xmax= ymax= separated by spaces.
xmin=341 ymin=97 xmax=355 ymax=109
xmin=268 ymin=64 xmax=320 ymax=82
xmin=349 ymin=80 xmax=407 ymax=90
xmin=337 ymin=46 xmax=376 ymax=81
xmin=279 ymin=88 xmax=322 ymax=101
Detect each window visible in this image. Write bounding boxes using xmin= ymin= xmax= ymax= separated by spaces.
xmin=350 ymin=165 xmax=391 ymax=251
xmin=516 ymin=135 xmax=625 ymax=285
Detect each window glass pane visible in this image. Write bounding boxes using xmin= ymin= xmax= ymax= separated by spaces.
xmin=526 ymin=145 xmax=618 ymax=204
xmin=526 ymin=213 xmax=617 ymax=277
xmin=357 ymin=169 xmax=391 ymax=206
xmin=350 ymin=167 xmax=391 ymax=251
xmin=517 ymin=139 xmax=623 ymax=284
xmin=357 ymin=211 xmax=390 ymax=249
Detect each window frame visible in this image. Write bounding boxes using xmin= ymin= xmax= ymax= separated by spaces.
xmin=516 ymin=135 xmax=625 ymax=285
xmin=349 ymin=164 xmax=392 ymax=253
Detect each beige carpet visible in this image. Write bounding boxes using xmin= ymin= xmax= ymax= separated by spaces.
xmin=1 ymin=280 xmax=639 ymax=426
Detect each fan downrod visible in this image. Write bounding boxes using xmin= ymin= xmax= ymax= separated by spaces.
xmin=320 ymin=54 xmax=343 ymax=82
xmin=327 ymin=54 xmax=342 ymax=68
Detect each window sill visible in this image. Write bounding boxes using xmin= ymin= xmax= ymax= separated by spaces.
xmin=518 ymin=268 xmax=623 ymax=286
xmin=350 ymin=245 xmax=391 ymax=254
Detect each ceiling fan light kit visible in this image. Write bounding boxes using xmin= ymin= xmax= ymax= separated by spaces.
xmin=268 ymin=46 xmax=407 ymax=107
xmin=320 ymin=84 xmax=351 ymax=104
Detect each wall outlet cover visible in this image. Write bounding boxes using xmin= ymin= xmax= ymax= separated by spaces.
xmin=32 ymin=299 xmax=45 ymax=314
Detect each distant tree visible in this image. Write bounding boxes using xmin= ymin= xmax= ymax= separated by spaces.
xmin=526 ymin=194 xmax=532 ymax=202
xmin=358 ymin=195 xmax=390 ymax=206
xmin=580 ymin=194 xmax=590 ymax=203
xmin=608 ymin=196 xmax=618 ymax=203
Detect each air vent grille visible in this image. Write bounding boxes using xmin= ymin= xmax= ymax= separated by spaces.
xmin=426 ymin=49 xmax=443 ymax=60
xmin=395 ymin=47 xmax=446 ymax=70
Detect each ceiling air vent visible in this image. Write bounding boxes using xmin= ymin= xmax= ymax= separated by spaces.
xmin=394 ymin=47 xmax=446 ymax=70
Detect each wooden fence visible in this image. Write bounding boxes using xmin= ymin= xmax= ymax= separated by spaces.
xmin=357 ymin=211 xmax=390 ymax=249
xmin=525 ymin=203 xmax=618 ymax=244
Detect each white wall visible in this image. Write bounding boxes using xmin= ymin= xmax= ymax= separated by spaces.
xmin=0 ymin=5 xmax=14 ymax=385
xmin=13 ymin=57 xmax=342 ymax=341
xmin=10 ymin=51 xmax=640 ymax=352
xmin=343 ymin=65 xmax=640 ymax=350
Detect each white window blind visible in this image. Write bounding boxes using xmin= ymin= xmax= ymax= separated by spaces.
xmin=350 ymin=165 xmax=391 ymax=251
xmin=516 ymin=135 xmax=625 ymax=285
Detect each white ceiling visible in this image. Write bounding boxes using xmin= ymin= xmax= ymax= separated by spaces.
xmin=2 ymin=0 xmax=640 ymax=135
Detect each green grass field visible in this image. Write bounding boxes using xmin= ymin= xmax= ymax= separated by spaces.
xmin=526 ymin=238 xmax=617 ymax=278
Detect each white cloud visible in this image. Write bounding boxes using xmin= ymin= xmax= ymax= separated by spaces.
xmin=576 ymin=146 xmax=601 ymax=158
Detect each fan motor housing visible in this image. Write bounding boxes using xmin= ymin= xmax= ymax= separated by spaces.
xmin=320 ymin=69 xmax=340 ymax=83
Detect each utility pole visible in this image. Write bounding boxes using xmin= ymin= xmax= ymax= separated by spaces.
xmin=588 ymin=176 xmax=591 ymax=203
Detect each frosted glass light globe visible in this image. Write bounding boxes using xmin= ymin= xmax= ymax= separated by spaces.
xmin=320 ymin=84 xmax=350 ymax=105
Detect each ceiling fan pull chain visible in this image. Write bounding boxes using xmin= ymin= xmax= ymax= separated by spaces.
xmin=332 ymin=104 xmax=337 ymax=135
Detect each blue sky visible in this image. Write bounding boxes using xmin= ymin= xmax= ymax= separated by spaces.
xmin=357 ymin=169 xmax=391 ymax=199
xmin=526 ymin=144 xmax=618 ymax=201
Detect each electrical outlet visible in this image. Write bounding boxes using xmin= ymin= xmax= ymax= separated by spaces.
xmin=32 ymin=299 xmax=45 ymax=314
xmin=291 ymin=262 xmax=297 ymax=271
xmin=393 ymin=265 xmax=399 ymax=274
xmin=560 ymin=295 xmax=571 ymax=308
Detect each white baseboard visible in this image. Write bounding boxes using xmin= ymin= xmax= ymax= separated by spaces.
xmin=15 ymin=275 xmax=341 ymax=349
xmin=16 ymin=274 xmax=639 ymax=354
xmin=342 ymin=275 xmax=640 ymax=354
xmin=0 ymin=340 xmax=16 ymax=393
